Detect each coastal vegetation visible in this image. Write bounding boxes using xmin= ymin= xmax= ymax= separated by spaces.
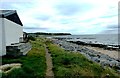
xmin=1 ymin=38 xmax=119 ymax=78
xmin=28 ymin=32 xmax=71 ymax=37
xmin=46 ymin=40 xmax=119 ymax=78
xmin=2 ymin=38 xmax=46 ymax=78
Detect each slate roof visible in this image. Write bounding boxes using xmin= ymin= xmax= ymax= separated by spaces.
xmin=0 ymin=10 xmax=23 ymax=26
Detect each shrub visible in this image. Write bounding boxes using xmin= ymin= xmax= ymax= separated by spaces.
xmin=28 ymin=36 xmax=36 ymax=41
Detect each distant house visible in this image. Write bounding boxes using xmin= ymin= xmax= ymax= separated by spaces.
xmin=0 ymin=10 xmax=31 ymax=56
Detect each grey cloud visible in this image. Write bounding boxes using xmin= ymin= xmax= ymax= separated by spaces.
xmin=107 ymin=25 xmax=120 ymax=29
xmin=55 ymin=2 xmax=92 ymax=16
xmin=59 ymin=18 xmax=73 ymax=24
xmin=100 ymin=29 xmax=118 ymax=34
xmin=36 ymin=15 xmax=50 ymax=21
xmin=0 ymin=2 xmax=34 ymax=10
xmin=56 ymin=3 xmax=80 ymax=16
xmin=100 ymin=14 xmax=117 ymax=18
xmin=0 ymin=2 xmax=14 ymax=9
xmin=24 ymin=27 xmax=48 ymax=30
xmin=1 ymin=0 xmax=34 ymax=2
xmin=100 ymin=25 xmax=119 ymax=34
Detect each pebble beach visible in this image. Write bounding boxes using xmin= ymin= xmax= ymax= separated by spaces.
xmin=52 ymin=38 xmax=120 ymax=73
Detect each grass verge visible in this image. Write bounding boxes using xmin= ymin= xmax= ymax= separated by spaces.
xmin=47 ymin=43 xmax=119 ymax=78
xmin=2 ymin=38 xmax=46 ymax=78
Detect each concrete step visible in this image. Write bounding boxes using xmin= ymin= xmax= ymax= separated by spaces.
xmin=6 ymin=42 xmax=32 ymax=57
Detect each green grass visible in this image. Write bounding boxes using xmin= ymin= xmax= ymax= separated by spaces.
xmin=2 ymin=38 xmax=46 ymax=78
xmin=47 ymin=43 xmax=119 ymax=78
xmin=1 ymin=38 xmax=120 ymax=78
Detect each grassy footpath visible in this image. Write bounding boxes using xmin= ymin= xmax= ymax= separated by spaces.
xmin=2 ymin=38 xmax=46 ymax=78
xmin=47 ymin=42 xmax=119 ymax=78
xmin=1 ymin=38 xmax=119 ymax=78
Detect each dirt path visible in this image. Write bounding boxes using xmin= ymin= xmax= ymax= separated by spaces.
xmin=83 ymin=46 xmax=119 ymax=59
xmin=45 ymin=44 xmax=54 ymax=77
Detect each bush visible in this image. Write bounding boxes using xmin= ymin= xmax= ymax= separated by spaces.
xmin=61 ymin=56 xmax=72 ymax=65
xmin=28 ymin=36 xmax=36 ymax=41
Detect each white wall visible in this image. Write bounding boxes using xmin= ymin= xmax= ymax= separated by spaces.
xmin=4 ymin=18 xmax=23 ymax=46
xmin=0 ymin=18 xmax=6 ymax=56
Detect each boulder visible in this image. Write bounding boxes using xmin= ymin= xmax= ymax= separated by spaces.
xmin=91 ymin=57 xmax=99 ymax=62
xmin=109 ymin=60 xmax=119 ymax=67
xmin=84 ymin=54 xmax=91 ymax=60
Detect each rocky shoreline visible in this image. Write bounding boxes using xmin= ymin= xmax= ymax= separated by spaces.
xmin=53 ymin=37 xmax=119 ymax=51
xmin=52 ymin=39 xmax=120 ymax=73
xmin=68 ymin=40 xmax=120 ymax=51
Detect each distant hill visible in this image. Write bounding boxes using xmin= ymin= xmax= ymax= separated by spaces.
xmin=28 ymin=32 xmax=71 ymax=37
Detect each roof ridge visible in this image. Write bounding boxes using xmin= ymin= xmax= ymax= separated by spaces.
xmin=0 ymin=10 xmax=23 ymax=26
xmin=0 ymin=10 xmax=16 ymax=17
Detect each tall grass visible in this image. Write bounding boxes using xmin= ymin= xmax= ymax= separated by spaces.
xmin=47 ymin=43 xmax=119 ymax=78
xmin=2 ymin=38 xmax=46 ymax=78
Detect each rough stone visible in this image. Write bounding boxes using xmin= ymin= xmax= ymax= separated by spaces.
xmin=52 ymin=39 xmax=120 ymax=71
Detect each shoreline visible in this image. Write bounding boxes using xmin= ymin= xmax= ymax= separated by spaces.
xmin=52 ymin=38 xmax=119 ymax=60
xmin=68 ymin=40 xmax=119 ymax=51
xmin=81 ymin=45 xmax=119 ymax=60
xmin=52 ymin=39 xmax=120 ymax=72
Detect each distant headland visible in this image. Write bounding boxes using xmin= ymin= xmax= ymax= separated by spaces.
xmin=28 ymin=32 xmax=71 ymax=36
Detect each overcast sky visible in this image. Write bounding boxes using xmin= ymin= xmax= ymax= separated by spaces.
xmin=0 ymin=0 xmax=119 ymax=34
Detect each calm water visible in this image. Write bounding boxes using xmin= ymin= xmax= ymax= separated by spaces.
xmin=52 ymin=34 xmax=119 ymax=45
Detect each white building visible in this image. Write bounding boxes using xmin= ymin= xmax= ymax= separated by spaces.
xmin=0 ymin=10 xmax=23 ymax=56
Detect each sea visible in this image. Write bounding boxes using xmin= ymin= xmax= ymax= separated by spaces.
xmin=52 ymin=34 xmax=119 ymax=46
